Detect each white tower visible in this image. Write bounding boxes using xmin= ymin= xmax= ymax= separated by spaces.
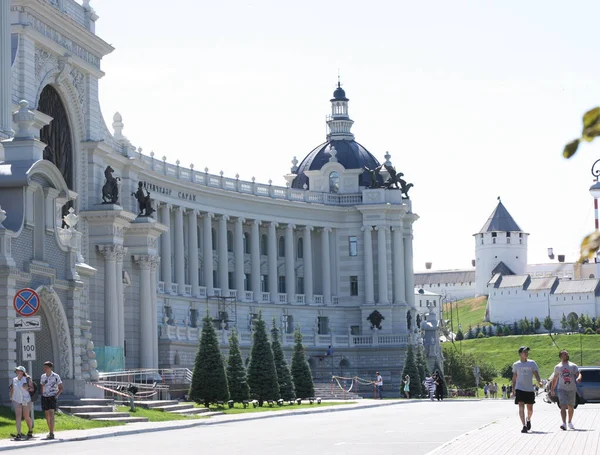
xmin=326 ymin=80 xmax=355 ymax=141
xmin=474 ymin=199 xmax=528 ymax=295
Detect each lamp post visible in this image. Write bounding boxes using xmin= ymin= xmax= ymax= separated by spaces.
xmin=589 ymin=160 xmax=600 ymax=277
xmin=578 ymin=323 xmax=583 ymax=366
xmin=458 ymin=323 xmax=463 ymax=354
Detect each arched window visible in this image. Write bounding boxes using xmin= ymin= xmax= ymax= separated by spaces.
xmin=261 ymin=234 xmax=268 ymax=255
xmin=227 ymin=230 xmax=234 ymax=252
xmin=278 ymin=236 xmax=285 ymax=257
xmin=244 ymin=232 xmax=251 ymax=254
xmin=297 ymin=237 xmax=304 ymax=259
xmin=329 ymin=171 xmax=340 ymax=193
xmin=211 ymin=228 xmax=217 ymax=250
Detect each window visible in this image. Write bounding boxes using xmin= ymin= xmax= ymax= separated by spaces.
xmin=350 ymin=276 xmax=358 ymax=296
xmin=243 ymin=232 xmax=250 ymax=254
xmin=350 ymin=325 xmax=360 ymax=335
xmin=349 ymin=236 xmax=358 ymax=257
xmin=261 ymin=275 xmax=268 ymax=292
xmin=283 ymin=315 xmax=294 ymax=334
xmin=318 ymin=316 xmax=329 ymax=335
xmin=261 ymin=234 xmax=268 ymax=255
xmin=213 ymin=270 xmax=218 ymax=287
xmin=278 ymin=236 xmax=285 ymax=257
xmin=297 ymin=237 xmax=304 ymax=259
xmin=492 ymin=232 xmax=497 ymax=237
xmin=329 ymin=172 xmax=340 ymax=193
xmin=506 ymin=232 xmax=511 ymax=237
xmin=278 ymin=276 xmax=286 ymax=293
xmin=228 ymin=272 xmax=234 ymax=289
xmin=211 ymin=228 xmax=217 ymax=250
xmin=297 ymin=276 xmax=304 ymax=294
xmin=227 ymin=230 xmax=233 ymax=252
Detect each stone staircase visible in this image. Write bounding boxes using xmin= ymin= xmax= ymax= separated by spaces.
xmin=132 ymin=400 xmax=224 ymax=417
xmin=59 ymin=398 xmax=149 ymax=423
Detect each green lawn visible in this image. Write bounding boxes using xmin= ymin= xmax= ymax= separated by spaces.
xmin=116 ymin=406 xmax=204 ymax=421
xmin=442 ymin=296 xmax=491 ymax=331
xmin=443 ymin=333 xmax=600 ymax=381
xmin=0 ymin=406 xmax=121 ymax=439
xmin=196 ymin=401 xmax=353 ymax=414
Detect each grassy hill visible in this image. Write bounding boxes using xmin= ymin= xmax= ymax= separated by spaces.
xmin=442 ymin=333 xmax=600 ymax=381
xmin=442 ymin=296 xmax=490 ymax=331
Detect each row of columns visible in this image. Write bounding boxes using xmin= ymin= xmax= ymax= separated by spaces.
xmin=158 ymin=204 xmax=333 ymax=304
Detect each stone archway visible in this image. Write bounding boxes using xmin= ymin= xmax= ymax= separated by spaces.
xmin=37 ymin=286 xmax=73 ymax=379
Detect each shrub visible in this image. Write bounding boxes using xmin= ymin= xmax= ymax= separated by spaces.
xmin=290 ymin=329 xmax=315 ymax=399
xmin=226 ymin=329 xmax=250 ymax=403
xmin=271 ymin=320 xmax=295 ymax=401
xmin=500 ymin=363 xmax=514 ymax=380
xmin=585 ymin=327 xmax=595 ymax=335
xmin=477 ymin=332 xmax=486 ymax=339
xmin=247 ymin=312 xmax=280 ymax=406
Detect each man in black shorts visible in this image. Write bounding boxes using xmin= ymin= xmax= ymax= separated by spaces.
xmin=40 ymin=361 xmax=63 ymax=440
xmin=511 ymin=346 xmax=543 ymax=433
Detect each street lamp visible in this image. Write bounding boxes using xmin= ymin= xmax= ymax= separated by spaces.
xmin=458 ymin=323 xmax=463 ymax=354
xmin=579 ymin=323 xmax=583 ymax=366
xmin=589 ymin=160 xmax=600 ymax=276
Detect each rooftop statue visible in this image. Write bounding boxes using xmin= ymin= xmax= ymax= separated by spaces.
xmin=132 ymin=182 xmax=155 ymax=217
xmin=383 ymin=164 xmax=413 ymax=199
xmin=363 ymin=165 xmax=382 ymax=188
xmin=101 ymin=166 xmax=120 ymax=204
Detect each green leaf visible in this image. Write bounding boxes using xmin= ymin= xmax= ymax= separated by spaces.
xmin=583 ymin=107 xmax=600 ymax=129
xmin=563 ymin=139 xmax=580 ymax=158
xmin=582 ymin=123 xmax=600 ymax=142
xmin=579 ymin=231 xmax=600 ymax=263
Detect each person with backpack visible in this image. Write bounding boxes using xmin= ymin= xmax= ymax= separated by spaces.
xmin=10 ymin=366 xmax=33 ymax=440
xmin=40 ymin=361 xmax=62 ymax=440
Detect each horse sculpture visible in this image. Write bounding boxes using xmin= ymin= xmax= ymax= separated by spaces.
xmin=102 ymin=166 xmax=120 ymax=204
xmin=132 ymin=182 xmax=155 ymax=217
xmin=382 ymin=164 xmax=414 ymax=199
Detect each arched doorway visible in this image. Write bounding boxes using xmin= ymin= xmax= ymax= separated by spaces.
xmin=37 ymin=85 xmax=74 ymax=219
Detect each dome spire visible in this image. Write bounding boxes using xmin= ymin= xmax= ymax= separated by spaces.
xmin=327 ymin=79 xmax=354 ymax=141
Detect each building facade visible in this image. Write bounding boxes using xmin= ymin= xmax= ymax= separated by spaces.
xmin=0 ymin=1 xmax=428 ymax=398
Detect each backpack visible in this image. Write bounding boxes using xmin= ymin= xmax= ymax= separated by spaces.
xmin=29 ymin=380 xmax=38 ymax=402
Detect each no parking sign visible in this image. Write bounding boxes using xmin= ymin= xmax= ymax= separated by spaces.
xmin=13 ymin=288 xmax=40 ymax=317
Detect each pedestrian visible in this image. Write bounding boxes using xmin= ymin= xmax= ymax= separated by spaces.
xmin=549 ymin=350 xmax=581 ymax=431
xmin=434 ymin=370 xmax=444 ymax=401
xmin=424 ymin=375 xmax=435 ymax=401
xmin=402 ymin=374 xmax=410 ymax=398
xmin=512 ymin=346 xmax=543 ymax=433
xmin=10 ymin=366 xmax=33 ymax=440
xmin=375 ymin=372 xmax=383 ymax=399
xmin=326 ymin=345 xmax=333 ymax=356
xmin=502 ymin=384 xmax=507 ymax=399
xmin=40 ymin=361 xmax=63 ymax=440
xmin=484 ymin=383 xmax=489 ymax=398
xmin=494 ymin=382 xmax=499 ymax=399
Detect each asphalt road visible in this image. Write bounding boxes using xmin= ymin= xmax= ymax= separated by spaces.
xmin=15 ymin=400 xmax=518 ymax=455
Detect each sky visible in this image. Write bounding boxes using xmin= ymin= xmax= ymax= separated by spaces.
xmin=91 ymin=0 xmax=600 ymax=272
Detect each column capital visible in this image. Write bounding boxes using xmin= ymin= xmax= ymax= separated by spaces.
xmin=237 ymin=217 xmax=246 ymax=224
xmin=97 ymin=244 xmax=126 ymax=260
xmin=391 ymin=225 xmax=404 ymax=232
xmin=322 ymin=227 xmax=332 ymax=233
xmin=361 ymin=226 xmax=373 ymax=232
xmin=203 ymin=212 xmax=214 ymax=219
xmin=220 ymin=214 xmax=230 ymax=222
xmin=304 ymin=225 xmax=314 ymax=232
xmin=269 ymin=221 xmax=278 ymax=229
xmin=159 ymin=202 xmax=171 ymax=210
xmin=174 ymin=206 xmax=184 ymax=212
xmin=187 ymin=208 xmax=198 ymax=216
xmin=286 ymin=224 xmax=296 ymax=231
xmin=133 ymin=254 xmax=154 ymax=269
xmin=375 ymin=225 xmax=388 ymax=232
xmin=252 ymin=219 xmax=261 ymax=226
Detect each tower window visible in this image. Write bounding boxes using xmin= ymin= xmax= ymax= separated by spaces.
xmin=244 ymin=232 xmax=250 ymax=254
xmin=350 ymin=276 xmax=359 ymax=296
xmin=329 ymin=172 xmax=340 ymax=193
xmin=227 ymin=230 xmax=234 ymax=252
xmin=297 ymin=237 xmax=304 ymax=259
xmin=506 ymin=232 xmax=511 ymax=237
xmin=349 ymin=236 xmax=358 ymax=257
xmin=261 ymin=234 xmax=268 ymax=255
xmin=278 ymin=236 xmax=285 ymax=257
xmin=491 ymin=232 xmax=497 ymax=237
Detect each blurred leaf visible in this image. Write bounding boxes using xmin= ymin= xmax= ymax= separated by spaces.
xmin=582 ymin=123 xmax=600 ymax=142
xmin=579 ymin=231 xmax=600 ymax=263
xmin=583 ymin=107 xmax=600 ymax=129
xmin=563 ymin=139 xmax=580 ymax=158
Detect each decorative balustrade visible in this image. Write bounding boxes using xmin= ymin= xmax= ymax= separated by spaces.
xmin=314 ymin=295 xmax=323 ymax=304
xmin=158 ymin=282 xmax=165 ymax=293
xmin=261 ymin=292 xmax=271 ymax=302
xmin=332 ymin=296 xmax=339 ymax=305
xmin=170 ymin=283 xmax=178 ymax=294
xmin=214 ymin=288 xmax=221 ymax=296
xmin=278 ymin=293 xmax=287 ymax=304
xmin=244 ymin=291 xmax=254 ymax=301
xmin=229 ymin=289 xmax=237 ymax=298
xmin=158 ymin=324 xmax=409 ymax=347
xmin=295 ymin=294 xmax=305 ymax=304
xmin=183 ymin=285 xmax=192 ymax=296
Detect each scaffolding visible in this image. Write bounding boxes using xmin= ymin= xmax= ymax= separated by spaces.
xmin=203 ymin=295 xmax=238 ymax=330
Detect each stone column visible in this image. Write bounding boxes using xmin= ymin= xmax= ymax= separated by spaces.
xmin=251 ymin=220 xmax=261 ymax=301
xmin=202 ymin=213 xmax=214 ymax=295
xmin=98 ymin=245 xmax=120 ymax=347
xmin=392 ymin=225 xmax=406 ymax=304
xmin=285 ymin=224 xmax=296 ymax=303
xmin=268 ymin=222 xmax=278 ymax=302
xmin=115 ymin=246 xmax=126 ymax=347
xmin=174 ymin=207 xmax=185 ymax=293
xmin=321 ymin=227 xmax=331 ymax=305
xmin=304 ymin=226 xmax=314 ymax=304
xmin=376 ymin=226 xmax=389 ymax=304
xmin=404 ymin=228 xmax=416 ymax=309
xmin=363 ymin=226 xmax=375 ymax=304
xmin=135 ymin=255 xmax=153 ymax=368
xmin=234 ymin=217 xmax=245 ymax=297
xmin=150 ymin=256 xmax=160 ymax=368
xmin=187 ymin=210 xmax=199 ymax=297
xmin=0 ymin=0 xmax=13 ymax=138
xmin=218 ymin=215 xmax=229 ymax=295
xmin=160 ymin=204 xmax=172 ymax=291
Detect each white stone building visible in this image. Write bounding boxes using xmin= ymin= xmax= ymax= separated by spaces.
xmin=0 ymin=1 xmax=425 ymax=398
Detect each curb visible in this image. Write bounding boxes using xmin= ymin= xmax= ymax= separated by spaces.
xmin=1 ymin=400 xmax=408 ymax=451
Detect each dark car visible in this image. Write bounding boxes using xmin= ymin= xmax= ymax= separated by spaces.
xmin=545 ymin=366 xmax=600 ymax=407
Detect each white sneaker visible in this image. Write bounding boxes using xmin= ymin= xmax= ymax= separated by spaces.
xmin=560 ymin=423 xmax=567 ymax=431
xmin=568 ymin=423 xmax=575 ymax=430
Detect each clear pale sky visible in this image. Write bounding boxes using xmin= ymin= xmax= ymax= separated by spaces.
xmin=92 ymin=0 xmax=600 ymax=272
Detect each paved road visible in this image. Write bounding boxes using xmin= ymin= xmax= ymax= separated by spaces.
xmin=11 ymin=400 xmax=517 ymax=455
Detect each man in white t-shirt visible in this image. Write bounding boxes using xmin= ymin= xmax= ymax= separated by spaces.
xmin=550 ymin=350 xmax=581 ymax=431
xmin=375 ymin=372 xmax=383 ymax=399
xmin=40 ymin=361 xmax=63 ymax=440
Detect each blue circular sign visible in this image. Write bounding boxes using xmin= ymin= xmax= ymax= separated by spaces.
xmin=13 ymin=288 xmax=40 ymax=317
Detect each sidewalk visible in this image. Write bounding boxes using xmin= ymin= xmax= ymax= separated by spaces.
xmin=0 ymin=399 xmax=405 ymax=451
xmin=426 ymin=404 xmax=600 ymax=455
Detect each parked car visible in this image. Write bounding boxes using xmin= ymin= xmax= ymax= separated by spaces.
xmin=545 ymin=366 xmax=600 ymax=408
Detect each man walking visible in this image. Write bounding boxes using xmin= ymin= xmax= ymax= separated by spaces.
xmin=550 ymin=350 xmax=581 ymax=430
xmin=375 ymin=372 xmax=383 ymax=399
xmin=512 ymin=346 xmax=542 ymax=433
xmin=40 ymin=361 xmax=63 ymax=440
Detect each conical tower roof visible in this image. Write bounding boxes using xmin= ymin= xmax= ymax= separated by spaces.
xmin=477 ymin=199 xmax=522 ymax=233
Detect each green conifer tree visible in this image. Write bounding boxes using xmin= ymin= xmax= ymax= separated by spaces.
xmin=415 ymin=346 xmax=429 ymax=397
xmin=271 ymin=320 xmax=296 ymax=401
xmin=189 ymin=314 xmax=229 ymax=407
xmin=226 ymin=329 xmax=250 ymax=403
xmin=247 ymin=313 xmax=280 ymax=406
xmin=291 ymin=328 xmax=315 ymax=399
xmin=401 ymin=343 xmax=421 ymax=398
xmin=543 ymin=315 xmax=554 ymax=333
